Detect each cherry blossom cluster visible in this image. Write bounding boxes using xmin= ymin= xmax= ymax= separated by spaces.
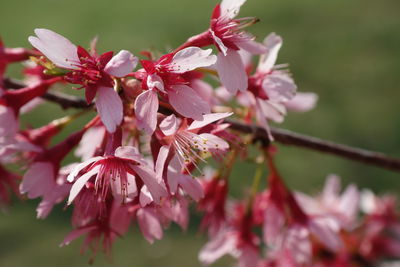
xmin=0 ymin=0 xmax=399 ymax=266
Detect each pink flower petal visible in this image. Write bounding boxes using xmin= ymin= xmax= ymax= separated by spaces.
xmin=309 ymin=217 xmax=342 ymax=252
xmin=115 ymin=146 xmax=142 ymax=162
xmin=220 ymin=0 xmax=246 ymax=19
xmin=197 ymin=133 xmax=229 ymax=152
xmin=67 ymin=166 xmax=100 ymax=204
xmin=67 ymin=156 xmax=102 ymax=182
xmin=0 ymin=105 xmax=18 ymax=138
xmin=199 ymin=231 xmax=237 ymax=265
xmin=60 ymin=225 xmax=98 ymax=246
xmin=258 ymin=33 xmax=283 ymax=72
xmin=169 ymin=47 xmax=216 ymax=73
xmin=28 ymin=28 xmax=79 ymax=70
xmin=166 ymin=156 xmax=181 ymax=194
xmin=147 ymin=74 xmax=165 ymax=92
xmin=210 ymin=30 xmax=228 ymax=56
xmin=262 ymin=73 xmax=297 ymax=103
xmin=188 ymin=112 xmax=233 ymax=130
xmin=137 ymin=208 xmax=163 ymax=244
xmin=236 ymin=38 xmax=266 ymax=55
xmin=155 ymin=145 xmax=170 ymax=180
xmin=134 ymin=90 xmax=159 ymax=135
xmin=178 ymin=175 xmax=204 ymax=201
xmin=104 ymin=50 xmax=138 ymax=77
xmin=285 ymin=92 xmax=318 ymax=112
xmin=131 ymin=164 xmax=167 ymax=204
xmin=20 ymin=162 xmax=55 ymax=199
xmin=215 ymin=49 xmax=248 ymax=94
xmin=96 ymin=86 xmax=123 ymax=133
xmin=169 ymin=85 xmax=210 ymax=120
xmin=159 ymin=114 xmax=180 ymax=136
xmin=139 ymin=186 xmax=153 ymax=207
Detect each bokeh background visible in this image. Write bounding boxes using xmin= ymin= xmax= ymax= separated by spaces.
xmin=1 ymin=0 xmax=399 ymax=266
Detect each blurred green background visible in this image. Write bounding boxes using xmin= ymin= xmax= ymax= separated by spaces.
xmin=1 ymin=0 xmax=400 ymax=266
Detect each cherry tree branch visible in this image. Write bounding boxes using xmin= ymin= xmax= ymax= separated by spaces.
xmin=4 ymin=78 xmax=400 ymax=172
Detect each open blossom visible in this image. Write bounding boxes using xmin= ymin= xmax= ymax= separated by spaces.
xmin=154 ymin=113 xmax=231 ymax=183
xmin=29 ymin=29 xmax=138 ymax=132
xmin=67 ymin=146 xmax=167 ymax=205
xmin=134 ymin=47 xmax=216 ymax=134
xmin=294 ymin=174 xmax=360 ymax=230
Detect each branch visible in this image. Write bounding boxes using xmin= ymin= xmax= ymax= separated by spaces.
xmin=4 ymin=78 xmax=400 ymax=172
xmin=227 ymin=120 xmax=400 ymax=172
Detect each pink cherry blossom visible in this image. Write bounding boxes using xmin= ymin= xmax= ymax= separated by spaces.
xmin=134 ymin=47 xmax=216 ymax=134
xmin=29 ymin=29 xmax=138 ymax=132
xmin=67 ymin=146 xmax=167 ymax=204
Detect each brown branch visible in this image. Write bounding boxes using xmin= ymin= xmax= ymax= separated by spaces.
xmin=227 ymin=119 xmax=400 ymax=172
xmin=4 ymin=78 xmax=400 ymax=172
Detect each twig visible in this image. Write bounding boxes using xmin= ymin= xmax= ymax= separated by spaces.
xmin=4 ymin=78 xmax=400 ymax=172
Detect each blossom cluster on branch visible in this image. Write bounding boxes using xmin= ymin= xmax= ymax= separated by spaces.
xmin=1 ymin=0 xmax=399 ymax=266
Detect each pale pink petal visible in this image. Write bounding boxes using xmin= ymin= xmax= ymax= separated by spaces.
xmin=0 ymin=105 xmax=18 ymax=138
xmin=188 ymin=112 xmax=233 ymax=130
xmin=238 ymin=245 xmax=259 ymax=267
xmin=75 ymin=126 xmax=106 ymax=161
xmin=155 ymin=145 xmax=170 ymax=180
xmin=237 ymin=91 xmax=256 ymax=107
xmin=199 ymin=231 xmax=237 ymax=265
xmin=171 ymin=195 xmax=189 ymax=230
xmin=147 ymin=74 xmax=165 ymax=92
xmin=166 ymin=156 xmax=181 ymax=194
xmin=67 ymin=156 xmax=102 ymax=182
xmin=96 ymin=86 xmax=123 ymax=133
xmin=210 ymin=30 xmax=228 ymax=56
xmin=285 ymin=92 xmax=318 ymax=112
xmin=338 ymin=184 xmax=359 ymax=223
xmin=20 ymin=162 xmax=55 ymax=199
xmin=28 ymin=28 xmax=79 ymax=70
xmin=37 ymin=183 xmax=71 ymax=219
xmin=263 ymin=204 xmax=285 ymax=245
xmin=115 ymin=146 xmax=143 ymax=162
xmin=60 ymin=226 xmax=97 ymax=246
xmin=168 ymin=47 xmax=216 ymax=73
xmin=134 ymin=90 xmax=159 ymax=135
xmin=104 ymin=50 xmax=138 ymax=77
xmin=220 ymin=0 xmax=246 ymax=19
xmin=137 ymin=208 xmax=163 ymax=244
xmin=309 ymin=217 xmax=342 ymax=251
xmin=110 ymin=172 xmax=137 ymax=203
xmin=197 ymin=133 xmax=229 ymax=152
xmin=284 ymin=225 xmax=312 ymax=264
xmin=169 ymin=85 xmax=210 ymax=120
xmin=67 ymin=166 xmax=100 ymax=204
xmin=159 ymin=114 xmax=180 ymax=136
xmin=131 ymin=164 xmax=167 ymax=204
xmin=110 ymin=204 xmax=132 ymax=236
xmin=255 ymin=99 xmax=273 ymax=140
xmin=178 ymin=175 xmax=204 ymax=201
xmin=262 ymin=73 xmax=297 ymax=103
xmin=139 ymin=186 xmax=153 ymax=207
xmin=237 ymin=38 xmax=267 ymax=55
xmin=258 ymin=33 xmax=283 ymax=72
xmin=257 ymin=98 xmax=286 ymax=123
xmin=190 ymin=80 xmax=216 ymax=106
xmin=215 ymin=49 xmax=248 ymax=94
xmin=321 ymin=174 xmax=341 ymax=205
xmin=360 ymin=189 xmax=377 ymax=214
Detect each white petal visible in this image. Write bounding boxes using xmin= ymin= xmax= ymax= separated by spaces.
xmin=104 ymin=50 xmax=138 ymax=77
xmin=188 ymin=112 xmax=233 ymax=130
xmin=159 ymin=114 xmax=180 ymax=136
xmin=220 ymin=0 xmax=246 ymax=19
xmin=258 ymin=33 xmax=283 ymax=73
xmin=215 ymin=49 xmax=248 ymax=94
xmin=134 ymin=90 xmax=159 ymax=135
xmin=29 ymin=28 xmax=79 ymax=69
xmin=169 ymin=47 xmax=216 ymax=73
xmin=96 ymin=86 xmax=123 ymax=133
xmin=169 ymin=85 xmax=211 ymax=120
xmin=67 ymin=166 xmax=100 ymax=204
